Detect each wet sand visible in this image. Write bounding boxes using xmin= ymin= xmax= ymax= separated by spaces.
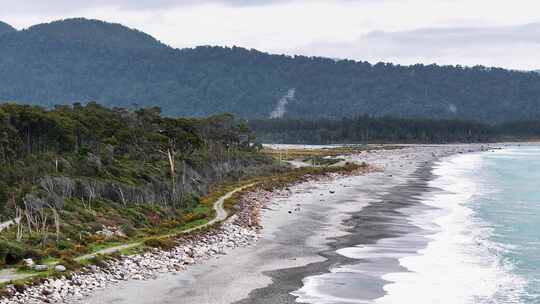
xmin=81 ymin=145 xmax=492 ymax=304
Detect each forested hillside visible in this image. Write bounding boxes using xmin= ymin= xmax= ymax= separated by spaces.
xmin=1 ymin=18 xmax=540 ymax=122
xmin=0 ymin=21 xmax=15 ymax=35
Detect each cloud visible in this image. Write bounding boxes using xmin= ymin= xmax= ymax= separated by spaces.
xmin=2 ymin=0 xmax=387 ymax=15
xmin=0 ymin=0 xmax=302 ymax=14
xmin=1 ymin=0 xmax=540 ymax=70
xmin=294 ymin=23 xmax=540 ymax=69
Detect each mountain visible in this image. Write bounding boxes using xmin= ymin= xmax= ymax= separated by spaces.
xmin=1 ymin=18 xmax=540 ymax=123
xmin=25 ymin=18 xmax=167 ymax=50
xmin=0 ymin=21 xmax=15 ymax=35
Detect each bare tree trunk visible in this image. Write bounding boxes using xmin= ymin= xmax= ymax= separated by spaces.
xmin=53 ymin=209 xmax=60 ymax=244
xmin=117 ymin=186 xmax=127 ymax=206
xmin=24 ymin=209 xmax=34 ymax=234
xmin=167 ymin=148 xmax=176 ymax=196
xmin=180 ymin=159 xmax=187 ymax=206
xmin=16 ymin=207 xmax=22 ymax=241
xmin=88 ymin=186 xmax=95 ymax=210
xmin=40 ymin=214 xmax=49 ymax=246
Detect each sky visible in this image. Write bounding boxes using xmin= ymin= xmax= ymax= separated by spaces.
xmin=1 ymin=0 xmax=539 ymax=70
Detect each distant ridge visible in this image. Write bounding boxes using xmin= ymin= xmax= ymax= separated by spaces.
xmin=25 ymin=18 xmax=167 ymax=50
xmin=0 ymin=21 xmax=15 ymax=35
xmin=1 ymin=18 xmax=540 ymax=123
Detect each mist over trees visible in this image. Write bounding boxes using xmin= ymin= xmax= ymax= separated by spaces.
xmin=1 ymin=18 xmax=540 ymax=123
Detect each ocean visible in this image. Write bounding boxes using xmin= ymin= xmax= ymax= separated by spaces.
xmin=295 ymin=146 xmax=540 ymax=303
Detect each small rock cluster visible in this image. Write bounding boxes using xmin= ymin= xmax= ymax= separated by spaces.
xmin=234 ymin=189 xmax=275 ymax=228
xmin=95 ymin=226 xmax=127 ymax=239
xmin=22 ymin=259 xmax=59 ymax=273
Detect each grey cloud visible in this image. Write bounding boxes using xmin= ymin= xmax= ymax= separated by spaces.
xmin=296 ymin=23 xmax=540 ymax=69
xmin=1 ymin=0 xmax=383 ymax=14
xmin=364 ymin=23 xmax=540 ymax=47
xmin=1 ymin=0 xmax=301 ymax=14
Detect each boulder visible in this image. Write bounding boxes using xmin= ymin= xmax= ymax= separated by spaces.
xmin=23 ymin=258 xmax=34 ymax=268
xmin=54 ymin=265 xmax=67 ymax=272
xmin=34 ymin=265 xmax=48 ymax=271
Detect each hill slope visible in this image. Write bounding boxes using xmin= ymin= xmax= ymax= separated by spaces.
xmin=0 ymin=21 xmax=15 ymax=35
xmin=1 ymin=18 xmax=540 ymax=123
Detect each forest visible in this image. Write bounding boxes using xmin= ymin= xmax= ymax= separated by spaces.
xmin=249 ymin=116 xmax=540 ymax=144
xmin=0 ymin=102 xmax=272 ymax=217
xmin=1 ymin=18 xmax=540 ymax=123
xmin=0 ymin=102 xmax=277 ymax=264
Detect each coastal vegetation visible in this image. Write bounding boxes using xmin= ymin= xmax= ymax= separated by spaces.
xmin=0 ymin=105 xmax=367 ymax=296
xmin=0 ymin=102 xmax=275 ymax=267
xmin=1 ymin=18 xmax=540 ymax=123
xmin=0 ymin=101 xmax=371 ymax=290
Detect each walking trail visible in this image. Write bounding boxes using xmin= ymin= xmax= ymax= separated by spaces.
xmin=0 ymin=183 xmax=255 ymax=284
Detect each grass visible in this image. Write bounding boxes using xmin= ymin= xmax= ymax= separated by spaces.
xmin=263 ymin=144 xmax=402 ymax=161
xmin=118 ymin=245 xmax=146 ymax=256
xmin=87 ymin=241 xmax=124 ymax=253
xmin=302 ymin=156 xmax=344 ymax=166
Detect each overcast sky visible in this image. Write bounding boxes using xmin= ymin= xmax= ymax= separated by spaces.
xmin=1 ymin=0 xmax=539 ymax=70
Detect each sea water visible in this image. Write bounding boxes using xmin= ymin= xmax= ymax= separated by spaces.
xmin=295 ymin=146 xmax=540 ymax=303
xmin=378 ymin=146 xmax=540 ymax=303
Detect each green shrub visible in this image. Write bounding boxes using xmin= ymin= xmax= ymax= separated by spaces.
xmin=88 ymin=255 xmax=108 ymax=268
xmin=0 ymin=240 xmax=24 ymax=265
xmin=13 ymin=282 xmax=26 ymax=293
xmin=57 ymin=239 xmax=74 ymax=251
xmin=22 ymin=249 xmax=45 ymax=263
xmin=58 ymin=257 xmax=81 ymax=271
xmin=144 ymin=238 xmax=176 ymax=250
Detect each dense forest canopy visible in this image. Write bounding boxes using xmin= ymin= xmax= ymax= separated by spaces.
xmin=0 ymin=102 xmax=282 ymax=264
xmin=1 ymin=18 xmax=540 ymax=123
xmin=0 ymin=102 xmax=267 ymax=219
xmin=249 ymin=117 xmax=540 ymax=144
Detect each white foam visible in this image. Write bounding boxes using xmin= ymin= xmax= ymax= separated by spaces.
xmin=376 ymin=153 xmax=526 ymax=304
xmin=293 ymin=150 xmax=529 ymax=304
xmin=294 ymin=275 xmax=374 ymax=304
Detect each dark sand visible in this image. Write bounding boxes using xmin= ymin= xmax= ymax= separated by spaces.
xmin=235 ymin=164 xmax=434 ymax=304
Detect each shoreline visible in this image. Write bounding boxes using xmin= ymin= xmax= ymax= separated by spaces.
xmin=289 ymin=163 xmax=435 ymax=304
xmin=0 ymin=164 xmax=369 ymax=304
xmin=81 ymin=144 xmax=495 ymax=304
xmin=234 ymin=148 xmax=444 ymax=304
xmin=1 ymin=144 xmax=499 ymax=304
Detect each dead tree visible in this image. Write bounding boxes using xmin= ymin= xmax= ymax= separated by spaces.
xmin=157 ymin=138 xmax=178 ymax=207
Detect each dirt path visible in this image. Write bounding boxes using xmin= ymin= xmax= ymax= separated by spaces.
xmin=0 ymin=183 xmax=255 ymax=283
xmin=77 ymin=183 xmax=254 ymax=261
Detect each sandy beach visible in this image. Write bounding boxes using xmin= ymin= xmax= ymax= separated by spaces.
xmin=73 ymin=144 xmax=498 ymax=304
